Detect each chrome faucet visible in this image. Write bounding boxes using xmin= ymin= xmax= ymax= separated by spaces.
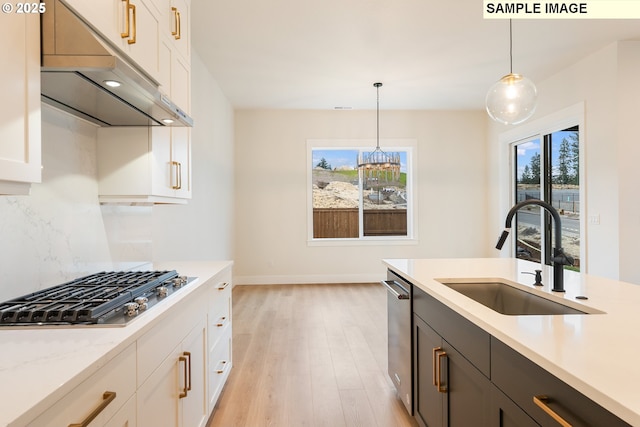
xmin=496 ymin=199 xmax=574 ymax=292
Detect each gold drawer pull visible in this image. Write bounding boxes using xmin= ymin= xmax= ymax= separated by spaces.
xmin=217 ymin=282 xmax=230 ymax=290
xmin=175 ymin=10 xmax=181 ymax=40
xmin=179 ymin=355 xmax=188 ymax=398
xmin=216 ymin=316 xmax=227 ymax=327
xmin=171 ymin=161 xmax=182 ymax=189
xmin=184 ymin=351 xmax=192 ymax=391
xmin=216 ymin=360 xmax=228 ymax=374
xmin=533 ymin=395 xmax=572 ymax=427
xmin=68 ymin=391 xmax=116 ymax=427
xmin=121 ymin=0 xmax=130 ymax=38
xmin=128 ymin=2 xmax=136 ymax=44
xmin=432 ymin=347 xmax=442 ymax=386
xmin=171 ymin=6 xmax=178 ymax=36
xmin=436 ymin=350 xmax=447 ymax=393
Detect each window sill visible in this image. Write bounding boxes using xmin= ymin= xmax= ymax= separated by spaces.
xmin=307 ymin=237 xmax=419 ymax=247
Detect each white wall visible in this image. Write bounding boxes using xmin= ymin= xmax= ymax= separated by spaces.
xmin=152 ymin=52 xmax=235 ymax=262
xmin=0 ymin=52 xmax=235 ymax=301
xmin=487 ymin=41 xmax=640 ymax=283
xmin=233 ymin=109 xmax=490 ymax=284
xmin=0 ymin=106 xmax=113 ymax=301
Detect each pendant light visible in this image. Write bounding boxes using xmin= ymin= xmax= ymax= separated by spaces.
xmin=358 ymin=82 xmax=401 ymax=183
xmin=485 ymin=20 xmax=537 ymax=125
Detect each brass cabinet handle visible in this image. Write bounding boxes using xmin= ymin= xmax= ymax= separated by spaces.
xmin=437 ymin=351 xmax=447 ymax=393
xmin=121 ymin=0 xmax=130 ymax=38
xmin=128 ymin=2 xmax=136 ymax=44
xmin=171 ymin=7 xmax=178 ymax=36
xmin=68 ymin=391 xmax=116 ymax=427
xmin=432 ymin=347 xmax=442 ymax=386
xmin=171 ymin=161 xmax=182 ymax=189
xmin=170 ymin=6 xmax=181 ymax=39
xmin=184 ymin=351 xmax=192 ymax=391
xmin=175 ymin=10 xmax=181 ymax=40
xmin=533 ymin=395 xmax=572 ymax=427
xmin=216 ymin=316 xmax=227 ymax=327
xmin=217 ymin=282 xmax=230 ymax=290
xmin=179 ymin=355 xmax=188 ymax=398
xmin=216 ymin=360 xmax=228 ymax=374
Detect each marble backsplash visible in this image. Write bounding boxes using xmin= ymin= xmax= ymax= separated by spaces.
xmin=0 ymin=106 xmax=152 ymax=301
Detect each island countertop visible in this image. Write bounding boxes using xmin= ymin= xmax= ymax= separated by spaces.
xmin=383 ymin=258 xmax=640 ymax=426
xmin=0 ymin=260 xmax=232 ymax=427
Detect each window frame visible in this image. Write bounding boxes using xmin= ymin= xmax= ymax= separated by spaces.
xmin=306 ymin=138 xmax=418 ymax=246
xmin=500 ymin=103 xmax=585 ymax=270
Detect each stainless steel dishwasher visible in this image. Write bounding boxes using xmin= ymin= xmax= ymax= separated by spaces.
xmin=382 ymin=270 xmax=412 ymax=415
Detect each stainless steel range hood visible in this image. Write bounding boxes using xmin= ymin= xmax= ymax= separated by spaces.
xmin=41 ymin=0 xmax=193 ymax=127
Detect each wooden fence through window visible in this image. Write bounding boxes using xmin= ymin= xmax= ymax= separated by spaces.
xmin=313 ymin=208 xmax=407 ymax=238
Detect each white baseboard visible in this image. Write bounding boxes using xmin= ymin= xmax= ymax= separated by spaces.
xmin=233 ymin=273 xmax=385 ymax=285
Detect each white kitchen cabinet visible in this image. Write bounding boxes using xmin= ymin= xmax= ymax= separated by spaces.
xmin=26 ymin=343 xmax=136 ymax=427
xmin=60 ymin=0 xmax=164 ymax=84
xmin=97 ymin=126 xmax=191 ymax=203
xmin=137 ymin=281 xmax=209 ymax=427
xmin=104 ymin=395 xmax=137 ymax=427
xmin=137 ymin=317 xmax=207 ymax=427
xmin=207 ymin=270 xmax=233 ymax=412
xmin=169 ymin=0 xmax=190 ymax=63
xmin=157 ymin=0 xmax=191 ymax=113
xmin=0 ymin=11 xmax=41 ymax=195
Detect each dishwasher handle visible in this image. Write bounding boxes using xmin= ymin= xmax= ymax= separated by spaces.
xmin=381 ymin=280 xmax=410 ymax=300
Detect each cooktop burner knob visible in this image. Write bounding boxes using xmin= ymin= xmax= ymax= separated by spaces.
xmin=156 ymin=286 xmax=168 ymax=297
xmin=134 ymin=297 xmax=148 ymax=310
xmin=123 ymin=302 xmax=139 ymax=317
xmin=172 ymin=276 xmax=187 ymax=288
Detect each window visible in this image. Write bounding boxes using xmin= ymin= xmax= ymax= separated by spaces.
xmin=512 ymin=125 xmax=580 ymax=270
xmin=308 ymin=140 xmax=415 ymax=242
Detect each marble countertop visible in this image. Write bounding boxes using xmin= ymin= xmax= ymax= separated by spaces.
xmin=0 ymin=260 xmax=232 ymax=427
xmin=383 ymin=258 xmax=640 ymax=426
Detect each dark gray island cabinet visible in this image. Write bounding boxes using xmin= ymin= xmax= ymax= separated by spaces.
xmin=407 ymin=274 xmax=631 ymax=427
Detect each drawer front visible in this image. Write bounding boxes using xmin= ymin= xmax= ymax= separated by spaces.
xmin=105 ymin=393 xmax=137 ymax=427
xmin=208 ymin=325 xmax=232 ymax=410
xmin=491 ymin=337 xmax=631 ymax=427
xmin=208 ymin=286 xmax=231 ymax=351
xmin=137 ymin=286 xmax=207 ymax=385
xmin=208 ymin=273 xmax=232 ymax=351
xmin=413 ymin=282 xmax=491 ymax=377
xmin=209 ymin=273 xmax=231 ymax=318
xmin=27 ymin=343 xmax=136 ymax=427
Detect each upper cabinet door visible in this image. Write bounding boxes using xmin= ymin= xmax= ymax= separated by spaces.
xmin=61 ymin=0 xmax=164 ymax=83
xmin=0 ymin=12 xmax=41 ymax=195
xmin=169 ymin=0 xmax=190 ymax=63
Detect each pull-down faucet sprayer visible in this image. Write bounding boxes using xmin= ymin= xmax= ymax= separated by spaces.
xmin=496 ymin=199 xmax=574 ymax=292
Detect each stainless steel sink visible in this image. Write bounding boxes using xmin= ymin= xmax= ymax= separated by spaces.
xmin=436 ymin=280 xmax=597 ymax=315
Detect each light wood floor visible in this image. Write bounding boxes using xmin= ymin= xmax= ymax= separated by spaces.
xmin=206 ymin=283 xmax=418 ymax=427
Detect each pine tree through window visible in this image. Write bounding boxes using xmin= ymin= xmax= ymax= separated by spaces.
xmin=513 ymin=125 xmax=581 ymax=271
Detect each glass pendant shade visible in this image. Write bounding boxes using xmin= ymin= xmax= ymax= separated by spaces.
xmin=486 ymin=73 xmax=537 ymax=125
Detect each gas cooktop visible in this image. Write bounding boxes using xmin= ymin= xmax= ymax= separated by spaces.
xmin=0 ymin=270 xmax=194 ymax=327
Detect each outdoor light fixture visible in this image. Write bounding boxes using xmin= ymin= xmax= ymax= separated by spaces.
xmin=485 ymin=20 xmax=537 ymax=125
xmin=358 ymin=82 xmax=401 ymax=182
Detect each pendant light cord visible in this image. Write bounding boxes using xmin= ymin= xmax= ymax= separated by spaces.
xmin=375 ymin=82 xmax=381 ymax=149
xmin=509 ymin=19 xmax=513 ymax=74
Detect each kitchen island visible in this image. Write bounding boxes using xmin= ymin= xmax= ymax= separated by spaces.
xmin=0 ymin=260 xmax=232 ymax=427
xmin=384 ymin=258 xmax=640 ymax=426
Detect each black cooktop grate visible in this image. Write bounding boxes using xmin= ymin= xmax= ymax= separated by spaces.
xmin=0 ymin=270 xmax=178 ymax=324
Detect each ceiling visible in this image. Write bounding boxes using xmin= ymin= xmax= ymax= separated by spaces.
xmin=191 ymin=0 xmax=640 ymax=110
